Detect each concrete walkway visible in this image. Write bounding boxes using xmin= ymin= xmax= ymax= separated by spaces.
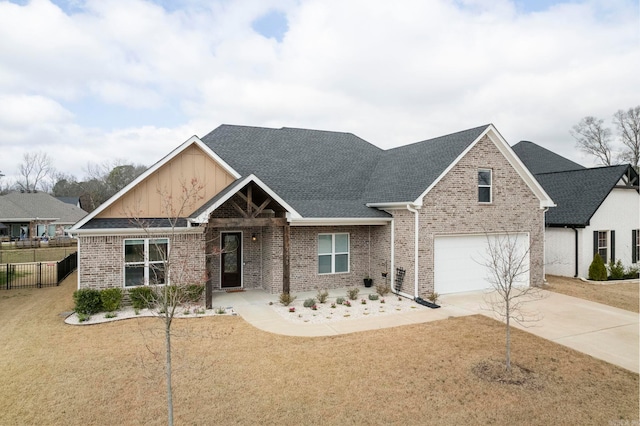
xmin=212 ymin=288 xmax=639 ymax=374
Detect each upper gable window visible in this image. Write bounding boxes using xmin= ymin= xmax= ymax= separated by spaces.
xmin=478 ymin=169 xmax=492 ymax=203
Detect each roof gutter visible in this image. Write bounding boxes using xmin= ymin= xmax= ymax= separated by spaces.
xmin=290 ymin=217 xmax=392 ymax=226
xmin=68 ymin=227 xmax=204 ymax=237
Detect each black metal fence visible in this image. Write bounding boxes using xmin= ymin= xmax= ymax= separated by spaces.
xmin=1 ymin=252 xmax=77 ymax=290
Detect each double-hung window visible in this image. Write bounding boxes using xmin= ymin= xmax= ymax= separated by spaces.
xmin=124 ymin=238 xmax=168 ymax=287
xmin=318 ymin=233 xmax=349 ymax=274
xmin=597 ymin=231 xmax=608 ymax=262
xmin=478 ymin=169 xmax=492 ymax=203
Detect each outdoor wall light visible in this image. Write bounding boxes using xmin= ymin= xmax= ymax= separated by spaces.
xmin=251 ymin=234 xmax=257 ymax=242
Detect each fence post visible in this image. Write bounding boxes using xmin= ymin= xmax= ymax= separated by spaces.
xmin=38 ymin=262 xmax=42 ymax=288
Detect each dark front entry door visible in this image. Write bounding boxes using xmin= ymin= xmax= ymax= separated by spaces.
xmin=221 ymin=232 xmax=242 ymax=288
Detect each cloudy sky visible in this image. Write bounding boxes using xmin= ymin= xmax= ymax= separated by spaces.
xmin=0 ymin=0 xmax=638 ymax=184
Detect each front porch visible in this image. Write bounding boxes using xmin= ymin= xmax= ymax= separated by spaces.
xmin=208 ymin=286 xmax=441 ymax=336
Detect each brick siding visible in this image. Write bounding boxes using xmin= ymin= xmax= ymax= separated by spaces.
xmin=392 ymin=135 xmax=545 ymax=297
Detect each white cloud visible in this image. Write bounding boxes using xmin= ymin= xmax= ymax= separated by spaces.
xmin=0 ymin=0 xmax=637 ymax=186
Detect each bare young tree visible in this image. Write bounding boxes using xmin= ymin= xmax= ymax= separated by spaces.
xmin=16 ymin=151 xmax=54 ymax=191
xmin=481 ymin=233 xmax=543 ymax=372
xmin=127 ymin=177 xmax=217 ymax=426
xmin=614 ymin=106 xmax=640 ymax=171
xmin=570 ymin=116 xmax=614 ymax=166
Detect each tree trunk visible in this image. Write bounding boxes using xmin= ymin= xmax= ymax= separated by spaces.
xmin=165 ymin=320 xmax=174 ymax=426
xmin=505 ymin=301 xmax=511 ymax=372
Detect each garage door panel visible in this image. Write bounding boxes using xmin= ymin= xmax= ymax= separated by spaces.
xmin=434 ymin=234 xmax=529 ymax=294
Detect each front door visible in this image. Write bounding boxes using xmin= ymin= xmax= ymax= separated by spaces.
xmin=221 ymin=232 xmax=242 ymax=288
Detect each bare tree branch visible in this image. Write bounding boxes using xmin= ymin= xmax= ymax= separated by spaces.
xmin=570 ymin=116 xmax=614 ymax=166
xmin=614 ymin=106 xmax=640 ymax=171
xmin=17 ymin=151 xmax=54 ymax=191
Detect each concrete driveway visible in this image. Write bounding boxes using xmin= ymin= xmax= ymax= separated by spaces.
xmin=439 ymin=289 xmax=640 ymax=374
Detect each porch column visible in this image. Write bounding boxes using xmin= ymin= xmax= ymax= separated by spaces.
xmin=205 ymin=225 xmax=214 ymax=309
xmin=283 ymin=223 xmax=290 ymax=294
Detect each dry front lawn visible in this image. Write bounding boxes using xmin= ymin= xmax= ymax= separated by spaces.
xmin=0 ymin=273 xmax=638 ymax=425
xmin=545 ymin=275 xmax=639 ymax=313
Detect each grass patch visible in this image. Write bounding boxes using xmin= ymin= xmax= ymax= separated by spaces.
xmin=0 ymin=272 xmax=637 ymax=425
xmin=545 ymin=275 xmax=639 ymax=313
xmin=0 ymin=247 xmax=77 ymax=263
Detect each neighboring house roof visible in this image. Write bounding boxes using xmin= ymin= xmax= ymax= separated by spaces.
xmin=56 ymin=196 xmax=81 ymax=208
xmin=512 ymin=140 xmax=638 ymax=227
xmin=535 ymin=165 xmax=637 ymax=227
xmin=0 ymin=191 xmax=87 ymax=224
xmin=511 ymin=141 xmax=585 ymax=174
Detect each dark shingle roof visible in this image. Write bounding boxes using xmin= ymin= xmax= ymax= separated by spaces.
xmin=512 ymin=141 xmax=585 ymax=174
xmin=80 ymin=218 xmax=189 ymax=229
xmin=535 ymin=165 xmax=635 ymax=226
xmin=364 ymin=125 xmax=489 ymax=203
xmin=201 ymin=124 xmax=490 ymax=217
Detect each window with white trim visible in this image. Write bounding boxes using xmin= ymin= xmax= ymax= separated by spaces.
xmin=597 ymin=231 xmax=608 ymax=262
xmin=478 ymin=169 xmax=492 ymax=203
xmin=124 ymin=238 xmax=168 ymax=287
xmin=318 ymin=233 xmax=349 ymax=274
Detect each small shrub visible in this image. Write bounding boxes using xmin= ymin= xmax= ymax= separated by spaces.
xmin=215 ymin=307 xmax=226 ymax=314
xmin=184 ymin=284 xmax=205 ymax=303
xmin=279 ymin=292 xmax=296 ymax=306
xmin=77 ymin=312 xmax=90 ymax=322
xmin=624 ymin=265 xmax=640 ymax=279
xmin=347 ymin=287 xmax=359 ymax=300
xmin=588 ymin=253 xmax=607 ymax=281
xmin=289 ymin=307 xmax=296 ymax=313
xmin=303 ymin=298 xmax=317 ymax=308
xmin=104 ymin=312 xmax=117 ymax=319
xmin=344 ymin=300 xmax=352 ymax=307
xmin=368 ymin=293 xmax=379 ymax=301
xmin=361 ymin=299 xmax=367 ymax=305
xmin=608 ymin=259 xmax=625 ymax=280
xmin=194 ymin=308 xmax=206 ymax=315
xmin=129 ymin=286 xmax=155 ymax=310
xmin=100 ymin=288 xmax=123 ymax=312
xmin=376 ymin=283 xmax=391 ymax=297
xmin=73 ymin=288 xmax=103 ymax=315
xmin=427 ymin=292 xmax=440 ymax=304
xmin=336 ymin=297 xmax=345 ymax=305
xmin=316 ymin=288 xmax=329 ymax=303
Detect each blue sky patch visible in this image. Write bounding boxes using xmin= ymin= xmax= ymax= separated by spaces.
xmin=252 ymin=9 xmax=288 ymax=42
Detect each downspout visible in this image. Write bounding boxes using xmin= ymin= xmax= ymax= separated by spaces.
xmin=573 ymin=227 xmax=579 ymax=278
xmin=542 ymin=207 xmax=548 ymax=282
xmin=406 ymin=204 xmax=420 ymax=299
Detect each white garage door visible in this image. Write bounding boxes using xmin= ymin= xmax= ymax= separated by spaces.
xmin=434 ymin=234 xmax=530 ymax=294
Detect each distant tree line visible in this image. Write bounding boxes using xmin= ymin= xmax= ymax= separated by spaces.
xmin=571 ymin=105 xmax=640 ymax=171
xmin=0 ymin=152 xmax=146 ymax=212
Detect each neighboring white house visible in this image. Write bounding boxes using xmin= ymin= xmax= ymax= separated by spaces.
xmin=513 ymin=141 xmax=640 ymax=278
